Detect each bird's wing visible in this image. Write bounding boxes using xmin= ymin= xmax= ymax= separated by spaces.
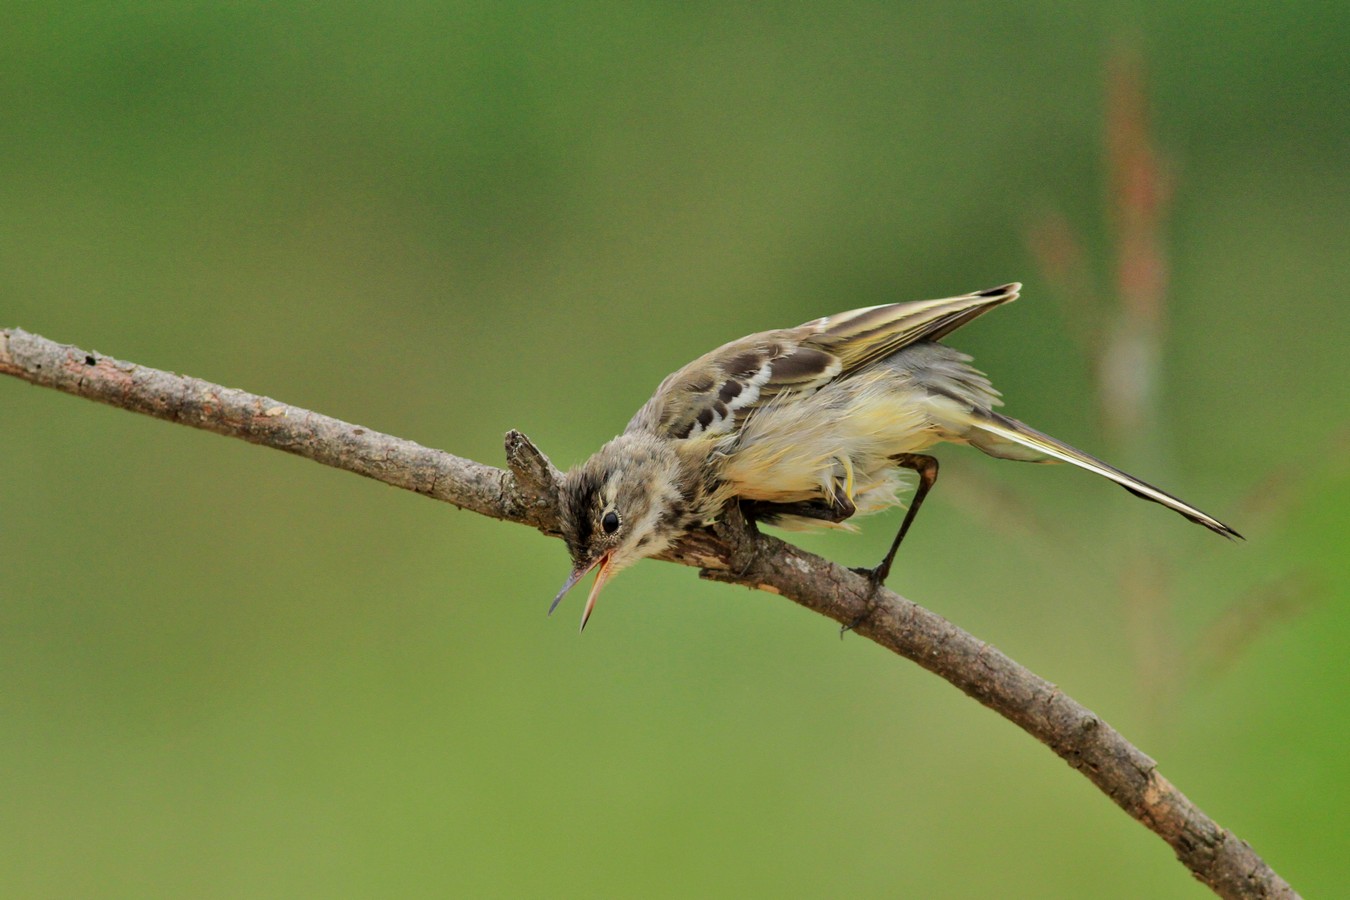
xmin=805 ymin=282 xmax=1019 ymax=373
xmin=629 ymin=283 xmax=1020 ymax=442
xmin=630 ymin=334 xmax=844 ymax=440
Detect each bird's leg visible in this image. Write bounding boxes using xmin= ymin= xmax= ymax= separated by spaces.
xmin=863 ymin=453 xmax=940 ymax=585
xmin=742 ymin=492 xmax=856 ymax=526
xmin=843 ymin=453 xmax=939 ymax=634
xmin=732 ymin=491 xmax=859 ymax=582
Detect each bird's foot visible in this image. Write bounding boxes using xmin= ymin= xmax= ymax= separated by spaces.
xmin=840 ymin=562 xmax=891 ymax=637
xmin=850 ymin=561 xmax=892 ymax=590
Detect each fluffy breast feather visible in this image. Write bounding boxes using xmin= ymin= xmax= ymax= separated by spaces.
xmin=715 ymin=342 xmax=1002 ymax=519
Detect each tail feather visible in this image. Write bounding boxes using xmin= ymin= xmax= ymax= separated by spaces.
xmin=969 ymin=410 xmax=1242 ymax=539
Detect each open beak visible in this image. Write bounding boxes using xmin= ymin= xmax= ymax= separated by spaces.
xmin=548 ymin=553 xmax=612 ymax=632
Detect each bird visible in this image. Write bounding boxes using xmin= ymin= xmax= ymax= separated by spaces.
xmin=549 ymin=283 xmax=1239 ymax=631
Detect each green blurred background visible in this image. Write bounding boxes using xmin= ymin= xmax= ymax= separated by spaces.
xmin=2 ymin=3 xmax=1346 ymax=897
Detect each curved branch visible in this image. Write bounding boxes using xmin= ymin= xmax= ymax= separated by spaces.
xmin=0 ymin=328 xmax=1296 ymax=899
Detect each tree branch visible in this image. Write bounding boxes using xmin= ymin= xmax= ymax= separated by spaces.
xmin=0 ymin=327 xmax=1296 ymax=899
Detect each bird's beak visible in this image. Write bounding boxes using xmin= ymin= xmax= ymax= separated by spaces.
xmin=548 ymin=553 xmax=612 ymax=632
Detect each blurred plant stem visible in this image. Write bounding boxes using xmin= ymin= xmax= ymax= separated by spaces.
xmin=1023 ymin=47 xmax=1313 ymax=731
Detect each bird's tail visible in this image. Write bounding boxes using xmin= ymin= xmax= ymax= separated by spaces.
xmin=965 ymin=409 xmax=1241 ymax=539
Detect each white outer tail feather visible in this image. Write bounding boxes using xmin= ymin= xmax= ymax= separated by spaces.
xmin=970 ymin=410 xmax=1241 ymax=539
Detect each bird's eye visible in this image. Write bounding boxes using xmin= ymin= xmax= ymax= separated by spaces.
xmin=601 ymin=510 xmax=621 ymax=535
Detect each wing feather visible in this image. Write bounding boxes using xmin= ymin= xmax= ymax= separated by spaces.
xmin=811 ymin=283 xmax=1019 ymax=372
xmin=628 ymin=283 xmax=1020 ymax=442
xmin=630 ymin=338 xmax=842 ymax=440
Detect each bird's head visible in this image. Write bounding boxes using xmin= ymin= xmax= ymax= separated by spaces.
xmin=551 ymin=433 xmax=695 ymax=631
